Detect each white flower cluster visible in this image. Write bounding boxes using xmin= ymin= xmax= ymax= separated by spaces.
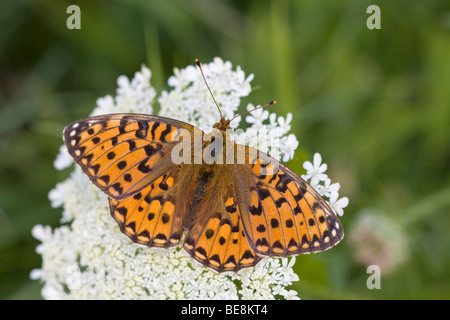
xmin=235 ymin=105 xmax=299 ymax=162
xmin=93 ymin=65 xmax=157 ymax=116
xmin=32 ymin=58 xmax=346 ymax=300
xmin=159 ymin=57 xmax=252 ymax=132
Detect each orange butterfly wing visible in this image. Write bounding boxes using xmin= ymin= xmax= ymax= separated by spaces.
xmin=109 ymin=168 xmax=184 ymax=247
xmin=64 ymin=114 xmax=197 ymax=247
xmin=63 ymin=114 xmax=194 ymax=199
xmin=233 ymin=146 xmax=344 ymax=257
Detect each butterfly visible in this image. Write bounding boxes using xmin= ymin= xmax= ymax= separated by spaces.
xmin=62 ymin=60 xmax=343 ymax=273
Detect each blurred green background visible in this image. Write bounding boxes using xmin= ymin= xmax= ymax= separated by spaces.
xmin=1 ymin=0 xmax=449 ymax=299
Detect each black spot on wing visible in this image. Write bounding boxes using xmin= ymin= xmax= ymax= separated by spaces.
xmin=135 ymin=121 xmax=149 ymax=139
xmin=205 ymin=229 xmax=214 ymax=239
xmin=275 ymin=197 xmax=287 ymax=208
xmin=117 ymin=161 xmax=127 ymax=170
xmin=161 ymin=213 xmax=170 ymax=224
xmin=107 ymin=152 xmax=116 ymax=160
xmin=144 ymin=143 xmax=163 ymax=157
xmin=92 ymin=137 xmax=101 ymax=144
xmin=150 ymin=122 xmax=160 ymax=139
xmin=257 ymin=187 xmax=270 ymax=200
xmin=138 ymin=159 xmax=152 ymax=173
xmin=127 ymin=140 xmax=136 ymax=151
xmin=249 ymin=205 xmax=262 ymax=216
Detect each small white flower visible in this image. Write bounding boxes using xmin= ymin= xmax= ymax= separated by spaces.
xmin=302 ymin=153 xmax=328 ymax=187
xmin=245 ymin=103 xmax=269 ymax=129
xmin=285 ymin=289 xmax=301 ymax=300
xmin=281 ymin=134 xmax=299 ymax=162
xmin=53 ymin=145 xmax=73 ymax=170
xmin=316 ymin=178 xmax=341 ymax=198
xmin=31 ymin=224 xmax=52 ymax=243
xmin=30 ymin=268 xmax=43 ymax=280
xmin=277 ymin=113 xmax=293 ymax=133
xmin=268 ymin=113 xmax=277 ymax=127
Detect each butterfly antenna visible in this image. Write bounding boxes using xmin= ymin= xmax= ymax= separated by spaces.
xmin=195 ymin=59 xmax=223 ymax=119
xmin=229 ymin=100 xmax=277 ymax=123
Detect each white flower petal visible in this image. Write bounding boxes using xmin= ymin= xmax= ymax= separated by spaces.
xmin=303 ymin=160 xmax=314 ymax=173
xmin=313 ymin=153 xmax=322 ymax=168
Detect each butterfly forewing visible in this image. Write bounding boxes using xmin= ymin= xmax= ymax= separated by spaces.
xmin=63 ymin=114 xmax=194 ymax=200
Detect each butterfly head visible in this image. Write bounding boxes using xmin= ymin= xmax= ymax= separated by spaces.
xmin=213 ymin=117 xmax=232 ymax=131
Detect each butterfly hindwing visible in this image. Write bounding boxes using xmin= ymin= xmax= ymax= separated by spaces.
xmin=234 ymin=147 xmax=344 ymax=257
xmin=109 ymin=168 xmax=184 ymax=247
xmin=63 ymin=114 xmax=195 ymax=200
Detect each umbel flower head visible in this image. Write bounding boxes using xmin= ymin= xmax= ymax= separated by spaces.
xmin=31 ymin=58 xmax=348 ymax=299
